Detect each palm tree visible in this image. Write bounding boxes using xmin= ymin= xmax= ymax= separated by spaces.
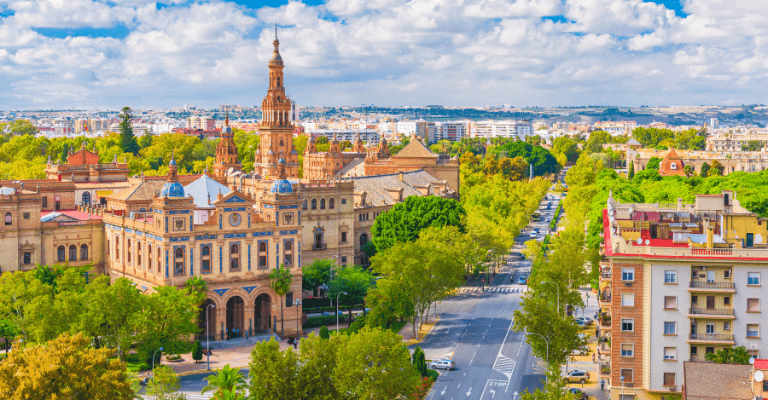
xmin=269 ymin=265 xmax=294 ymax=338
xmin=201 ymin=364 xmax=246 ymax=399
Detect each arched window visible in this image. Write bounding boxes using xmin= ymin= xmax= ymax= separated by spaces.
xmin=311 ymin=199 xmax=317 ymax=210
xmin=148 ymin=244 xmax=153 ymax=271
xmin=80 ymin=244 xmax=88 ymax=260
xmin=360 ymin=233 xmax=369 ymax=246
xmin=201 ymin=245 xmax=211 ymax=273
xmin=303 ymin=200 xmax=307 ymax=210
xmin=174 ymin=247 xmax=184 ymax=275
xmin=329 ymin=198 xmax=335 ymax=209
xmin=258 ymin=242 xmax=268 ymax=268
xmin=157 ymin=247 xmax=162 ymax=274
xmin=69 ymin=245 xmax=77 ymax=261
xmin=115 ymin=237 xmax=120 ymax=260
xmin=4 ymin=212 xmax=11 ymax=226
xmin=284 ymin=241 xmax=293 ymax=265
xmin=137 ymin=243 xmax=142 ymax=266
xmin=320 ymin=198 xmax=326 ymax=209
xmin=82 ymin=191 xmax=91 ymax=205
xmin=127 ymin=240 xmax=132 ymax=263
xmin=230 ymin=243 xmax=240 ymax=271
xmin=670 ymin=162 xmax=677 ymax=170
xmin=57 ymin=245 xmax=65 ymax=262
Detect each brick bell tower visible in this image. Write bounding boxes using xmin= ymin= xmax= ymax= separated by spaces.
xmin=254 ymin=27 xmax=299 ymax=179
xmin=213 ymin=112 xmax=242 ymax=178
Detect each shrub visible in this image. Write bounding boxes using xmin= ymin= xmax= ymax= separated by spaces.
xmin=319 ymin=326 xmax=330 ymax=340
xmin=192 ymin=340 xmax=203 ymax=362
xmin=426 ymin=369 xmax=439 ymax=380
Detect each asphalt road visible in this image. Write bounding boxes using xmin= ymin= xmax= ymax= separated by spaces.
xmin=419 ymin=190 xmax=563 ymax=400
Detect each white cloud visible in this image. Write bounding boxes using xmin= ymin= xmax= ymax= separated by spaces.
xmin=3 ymin=0 xmax=768 ymax=108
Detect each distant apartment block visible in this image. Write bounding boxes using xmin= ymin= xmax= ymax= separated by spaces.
xmin=433 ymin=122 xmax=468 ymax=143
xmin=470 ymin=120 xmax=533 ymax=139
xmin=310 ymin=129 xmax=380 ymax=146
xmin=187 ymin=116 xmax=215 ymax=130
xmin=594 ymin=121 xmax=638 ymax=135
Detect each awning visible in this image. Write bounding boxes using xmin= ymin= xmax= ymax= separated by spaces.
xmin=96 ymin=190 xmax=113 ymax=197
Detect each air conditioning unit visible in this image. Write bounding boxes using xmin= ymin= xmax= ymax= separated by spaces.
xmin=625 ymin=282 xmax=632 ymax=287
xmin=700 ymin=266 xmax=707 ymax=270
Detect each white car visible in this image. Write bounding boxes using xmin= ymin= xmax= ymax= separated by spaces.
xmin=430 ymin=360 xmax=456 ymax=370
xmin=530 ymin=230 xmax=538 ymax=238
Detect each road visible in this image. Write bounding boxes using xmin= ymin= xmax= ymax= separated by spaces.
xmin=420 ymin=188 xmax=564 ymax=400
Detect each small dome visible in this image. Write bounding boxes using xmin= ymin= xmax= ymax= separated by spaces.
xmin=169 ymin=158 xmax=177 ymax=166
xmin=268 ymin=150 xmax=274 ymax=155
xmin=256 ymin=149 xmax=261 ymax=154
xmin=221 ymin=125 xmax=232 ymax=135
xmin=270 ymin=53 xmax=283 ymax=65
xmin=291 ymin=149 xmax=298 ymax=154
xmin=309 ymin=136 xmax=316 ymax=143
xmin=160 ymin=182 xmax=185 ymax=198
xmin=278 ymin=157 xmax=286 ymax=164
xmin=270 ymin=179 xmax=293 ymax=194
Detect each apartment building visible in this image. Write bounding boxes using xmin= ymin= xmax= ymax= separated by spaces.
xmin=594 ymin=121 xmax=638 ymax=136
xmin=433 ymin=121 xmax=468 ymax=143
xmin=471 ymin=120 xmax=533 ymax=139
xmin=187 ymin=116 xmax=215 ymax=130
xmin=600 ymin=191 xmax=768 ymax=400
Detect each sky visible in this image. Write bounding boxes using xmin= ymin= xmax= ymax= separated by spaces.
xmin=0 ymin=0 xmax=766 ymax=110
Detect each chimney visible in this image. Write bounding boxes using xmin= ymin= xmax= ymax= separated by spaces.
xmin=677 ymin=198 xmax=683 ymax=212
xmin=706 ymin=223 xmax=714 ymax=249
xmin=398 ymin=171 xmax=404 ymax=182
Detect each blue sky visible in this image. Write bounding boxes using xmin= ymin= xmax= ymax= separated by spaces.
xmin=1 ymin=0 xmax=766 ymax=109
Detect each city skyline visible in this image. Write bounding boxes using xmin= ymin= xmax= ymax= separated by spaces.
xmin=1 ymin=0 xmax=766 ymax=110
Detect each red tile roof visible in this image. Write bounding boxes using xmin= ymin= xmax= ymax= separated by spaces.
xmin=41 ymin=210 xmax=103 ymax=220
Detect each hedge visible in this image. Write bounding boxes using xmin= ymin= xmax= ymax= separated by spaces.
xmin=304 ymin=314 xmax=352 ymax=328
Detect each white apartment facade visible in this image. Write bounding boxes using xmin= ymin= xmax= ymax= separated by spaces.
xmin=471 ymin=120 xmax=533 ymax=140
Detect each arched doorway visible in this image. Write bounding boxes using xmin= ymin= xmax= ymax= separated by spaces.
xmin=255 ymin=294 xmax=272 ymax=333
xmin=197 ymin=299 xmax=216 ymax=341
xmin=82 ymin=191 xmax=91 ymax=205
xmin=226 ymin=296 xmax=244 ymax=339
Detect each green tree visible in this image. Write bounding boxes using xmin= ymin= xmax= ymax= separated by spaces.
xmin=192 ymin=340 xmax=203 ymax=363
xmin=201 ymin=364 xmax=246 ymax=399
xmin=319 ymin=325 xmax=330 ymax=340
xmin=79 ymin=276 xmax=143 ymax=360
xmin=8 ymin=119 xmax=39 ymax=136
xmin=148 ymin=365 xmax=187 ymax=400
xmin=302 ymin=259 xmax=332 ymax=293
xmin=705 ymin=346 xmax=751 ymax=364
xmin=711 ymin=160 xmax=725 ymax=176
xmin=334 ymin=327 xmax=420 ymax=399
xmin=0 ymin=333 xmax=135 ymax=400
xmin=248 ymin=338 xmax=300 ymax=400
xmin=700 ymin=162 xmax=711 ymax=177
xmin=139 ymin=129 xmax=154 ymax=150
xmin=646 ymin=157 xmax=661 ymax=170
xmin=412 ymin=347 xmax=428 ymax=377
xmin=632 ymin=127 xmax=674 ymax=148
xmin=184 ymin=276 xmax=209 ymax=306
xmin=269 ymin=266 xmax=294 ymax=338
xmin=327 ymin=265 xmax=376 ymax=321
xmin=370 ymin=196 xmax=466 ymax=253
xmin=551 ymin=136 xmax=580 ymax=162
xmin=296 ymin=332 xmax=341 ymax=399
xmin=118 ymin=107 xmax=139 ymax=155
xmin=628 ymin=160 xmax=635 ymax=178
xmin=0 ymin=319 xmax=18 ymax=351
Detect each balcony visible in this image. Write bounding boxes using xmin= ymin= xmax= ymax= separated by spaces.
xmin=689 ymin=281 xmax=736 ymax=292
xmin=688 ymin=308 xmax=736 ymax=319
xmin=599 ymin=294 xmax=612 ymax=306
xmin=312 ymin=243 xmax=327 ymax=251
xmin=600 ymin=271 xmax=612 ymax=281
xmin=688 ymin=333 xmax=735 ymax=344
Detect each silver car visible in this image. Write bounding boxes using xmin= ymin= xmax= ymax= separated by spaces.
xmin=430 ymin=360 xmax=456 ymax=370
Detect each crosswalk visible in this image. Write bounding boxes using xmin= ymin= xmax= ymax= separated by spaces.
xmin=457 ymin=287 xmax=527 ymax=294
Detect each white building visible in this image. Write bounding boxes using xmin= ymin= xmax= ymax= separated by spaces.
xmin=310 ymin=129 xmax=380 ymax=146
xmin=471 ymin=120 xmax=533 ymax=140
xmin=433 ymin=121 xmax=468 ymax=142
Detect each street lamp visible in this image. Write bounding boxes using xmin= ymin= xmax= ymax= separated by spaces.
xmin=541 ymin=281 xmax=562 ymax=317
xmin=337 ymin=291 xmax=347 ymax=332
xmin=152 ymin=347 xmax=164 ymax=397
xmin=294 ymin=299 xmax=302 ymax=339
xmin=527 ymin=332 xmax=550 ymax=385
xmin=206 ymin=303 xmax=215 ymax=371
xmin=621 ymin=375 xmax=625 ymax=399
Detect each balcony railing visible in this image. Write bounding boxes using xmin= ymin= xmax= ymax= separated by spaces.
xmin=689 ymin=333 xmax=734 ymax=341
xmin=689 ymin=308 xmax=735 ymax=316
xmin=601 ymin=272 xmax=612 ymax=280
xmin=599 ymin=295 xmax=612 ymax=303
xmin=690 ymin=281 xmax=736 ymax=289
xmin=312 ymin=243 xmax=327 ymax=251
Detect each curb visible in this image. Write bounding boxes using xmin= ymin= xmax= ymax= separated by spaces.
xmin=407 ymin=316 xmax=441 ymax=345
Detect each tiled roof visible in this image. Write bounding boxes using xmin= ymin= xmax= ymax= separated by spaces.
xmin=683 ymin=361 xmax=753 ymax=400
xmin=41 ymin=210 xmax=102 ymax=221
xmin=183 ymin=174 xmax=231 ymax=209
xmin=391 ymin=139 xmax=438 ymax=159
xmin=627 ymin=138 xmax=641 ymax=145
xmin=109 ymin=180 xmax=166 ymax=201
xmin=335 ymin=158 xmax=366 ymax=178
xmin=349 ymin=170 xmax=447 ymax=207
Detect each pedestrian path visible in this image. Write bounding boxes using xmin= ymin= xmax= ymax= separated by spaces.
xmin=456 ymin=287 xmax=527 ymax=294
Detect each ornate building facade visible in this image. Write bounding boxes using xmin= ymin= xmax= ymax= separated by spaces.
xmin=302 ymin=133 xmax=367 ymax=180
xmin=213 ymin=115 xmax=242 ymax=178
xmin=254 ymin=33 xmax=299 ymax=179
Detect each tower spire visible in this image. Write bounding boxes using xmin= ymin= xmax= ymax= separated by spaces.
xmin=275 ymin=23 xmax=278 ymax=40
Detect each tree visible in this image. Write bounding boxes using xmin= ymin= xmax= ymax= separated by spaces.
xmin=0 ymin=333 xmax=135 ymax=400
xmin=711 ymin=160 xmax=725 ymax=176
xmin=248 ymin=338 xmax=300 ymax=400
xmin=700 ymin=162 xmax=711 ymax=178
xmin=192 ymin=340 xmax=203 ymax=363
xmin=139 ymin=129 xmax=154 ymax=150
xmin=497 ymin=156 xmax=529 ymax=181
xmin=632 ymin=127 xmax=674 ymax=148
xmin=334 ymin=327 xmax=421 ymax=399
xmin=118 ymin=107 xmax=139 ymax=155
xmin=296 ymin=332 xmax=341 ymax=399
xmin=412 ymin=347 xmax=428 ymax=377
xmin=705 ymin=346 xmax=751 ymax=364
xmin=370 ymin=195 xmax=466 ymax=253
xmin=327 ymin=265 xmax=376 ymax=321
xmin=551 ymin=136 xmax=580 ymax=162
xmin=0 ymin=270 xmax=51 ymax=342
xmin=646 ymin=157 xmax=661 ymax=170
xmin=0 ymin=319 xmax=18 ymax=351
xmin=269 ymin=266 xmax=294 ymax=338
xmin=8 ymin=120 xmax=39 ymax=136
xmin=302 ymin=259 xmax=332 ymax=293
xmin=185 ymin=276 xmax=209 ymax=306
xmin=628 ymin=160 xmax=635 ymax=178
xmin=201 ymin=364 xmax=247 ymax=399
xmin=319 ymin=325 xmax=330 ymax=340
xmin=148 ymin=365 xmax=187 ymax=400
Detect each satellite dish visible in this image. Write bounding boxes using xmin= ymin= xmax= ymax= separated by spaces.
xmin=645 ymin=239 xmax=650 ymax=245
xmin=755 ymin=370 xmax=764 ymax=383
xmin=637 ymin=238 xmax=643 ymax=244
xmin=750 ymin=357 xmax=756 ymax=365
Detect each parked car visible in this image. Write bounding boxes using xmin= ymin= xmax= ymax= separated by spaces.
xmin=575 ymin=317 xmax=594 ymax=325
xmin=430 ymin=360 xmax=456 ymax=370
xmin=563 ymin=370 xmax=590 ymax=384
xmin=516 ymin=275 xmax=528 ymax=285
xmin=530 ymin=230 xmax=538 ymax=238
xmin=570 ymin=346 xmax=590 ymax=356
xmin=546 ymin=216 xmax=552 ymax=222
xmin=568 ymin=388 xmax=589 ymax=400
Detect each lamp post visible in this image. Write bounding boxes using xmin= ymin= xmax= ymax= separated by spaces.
xmin=621 ymin=375 xmax=625 ymax=399
xmin=294 ymin=299 xmax=302 ymax=339
xmin=542 ymin=281 xmax=562 ymax=317
xmin=527 ymin=332 xmax=549 ymax=385
xmin=152 ymin=347 xmax=164 ymax=398
xmin=206 ymin=303 xmax=215 ymax=371
xmin=337 ymin=291 xmax=347 ymax=332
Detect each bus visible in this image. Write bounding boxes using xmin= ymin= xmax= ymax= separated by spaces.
xmin=531 ymin=212 xmax=541 ymax=221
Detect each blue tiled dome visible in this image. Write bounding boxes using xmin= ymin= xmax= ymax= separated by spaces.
xmin=160 ymin=182 xmax=185 ymax=197
xmin=221 ymin=125 xmax=232 ymax=135
xmin=169 ymin=158 xmax=177 ymax=166
xmin=270 ymin=179 xmax=293 ymax=194
xmin=278 ymin=157 xmax=286 ymax=164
